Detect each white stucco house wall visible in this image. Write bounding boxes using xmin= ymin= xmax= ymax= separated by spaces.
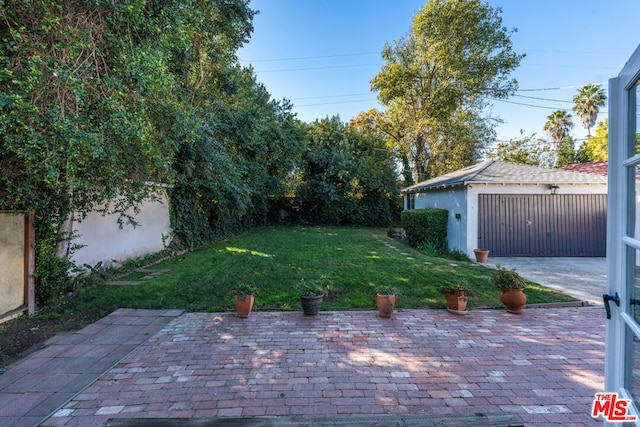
xmin=401 ymin=161 xmax=608 ymax=258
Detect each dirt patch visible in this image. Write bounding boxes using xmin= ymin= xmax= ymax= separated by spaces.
xmin=0 ymin=309 xmax=104 ymax=372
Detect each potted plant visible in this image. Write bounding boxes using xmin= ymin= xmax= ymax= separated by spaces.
xmin=492 ymin=265 xmax=527 ymax=314
xmin=232 ymin=282 xmax=258 ymax=318
xmin=473 ymin=248 xmax=490 ymax=263
xmin=297 ymin=276 xmax=330 ymax=316
xmin=375 ymin=287 xmax=397 ymax=318
xmin=438 ymin=279 xmax=472 ymax=315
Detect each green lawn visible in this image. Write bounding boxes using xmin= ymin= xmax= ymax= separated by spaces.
xmin=57 ymin=227 xmax=574 ymax=313
xmin=61 ymin=226 xmax=576 ymax=317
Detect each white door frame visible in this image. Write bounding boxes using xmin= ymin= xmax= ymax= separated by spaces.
xmin=605 ymin=43 xmax=640 ymax=425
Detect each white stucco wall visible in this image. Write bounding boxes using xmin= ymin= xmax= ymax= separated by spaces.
xmin=71 ymin=191 xmax=171 ymax=268
xmin=407 ymin=182 xmax=608 ymax=257
xmin=411 ymin=187 xmax=468 ymax=254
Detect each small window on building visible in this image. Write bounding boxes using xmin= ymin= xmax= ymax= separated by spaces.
xmin=408 ymin=193 xmax=415 ymax=210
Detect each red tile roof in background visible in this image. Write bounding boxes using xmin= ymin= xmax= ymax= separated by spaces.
xmin=562 ymin=161 xmax=608 ymax=175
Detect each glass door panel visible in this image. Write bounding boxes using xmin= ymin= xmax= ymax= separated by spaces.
xmin=605 ymin=44 xmax=640 ymax=426
xmin=636 ymin=82 xmax=640 ymax=155
xmin=627 ymin=82 xmax=640 ymax=422
xmin=633 ymin=335 xmax=640 ymax=408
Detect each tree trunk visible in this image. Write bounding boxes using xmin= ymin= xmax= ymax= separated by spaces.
xmin=55 ymin=213 xmax=75 ymax=260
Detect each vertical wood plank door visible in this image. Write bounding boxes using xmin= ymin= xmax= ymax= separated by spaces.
xmin=478 ymin=194 xmax=607 ymax=257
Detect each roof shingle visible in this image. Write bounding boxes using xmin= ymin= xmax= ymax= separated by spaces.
xmin=562 ymin=161 xmax=608 ymax=175
xmin=402 ymin=160 xmax=607 ymax=193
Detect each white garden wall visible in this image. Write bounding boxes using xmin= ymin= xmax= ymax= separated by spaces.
xmin=71 ymin=191 xmax=171 ymax=268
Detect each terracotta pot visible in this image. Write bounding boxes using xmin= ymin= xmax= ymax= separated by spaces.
xmin=473 ymin=248 xmax=489 ymax=263
xmin=499 ymin=289 xmax=526 ymax=314
xmin=300 ymin=294 xmax=324 ymax=316
xmin=444 ymin=292 xmax=468 ymax=315
xmin=376 ymin=293 xmax=396 ymax=318
xmin=234 ymin=295 xmax=255 ymax=318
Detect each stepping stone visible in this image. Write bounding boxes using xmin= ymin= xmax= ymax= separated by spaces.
xmin=135 ymin=268 xmax=171 ymax=273
xmin=406 ymin=257 xmax=415 ymax=260
xmin=449 ymin=263 xmax=458 ymax=267
xmin=105 ymin=280 xmax=143 ymax=286
xmin=424 ymin=262 xmax=432 ymax=265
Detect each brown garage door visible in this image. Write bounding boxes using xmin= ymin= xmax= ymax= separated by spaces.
xmin=477 ymin=194 xmax=607 ymax=257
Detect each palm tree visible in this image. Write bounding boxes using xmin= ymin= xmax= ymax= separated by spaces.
xmin=572 ymin=84 xmax=606 ymax=138
xmin=544 ymin=110 xmax=574 ymax=152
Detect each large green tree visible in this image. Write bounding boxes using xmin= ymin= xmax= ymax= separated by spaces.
xmin=556 ymin=136 xmax=577 ymax=168
xmin=576 ymin=119 xmax=608 ymax=162
xmin=572 ymin=84 xmax=607 ymax=138
xmin=295 ymin=117 xmax=357 ymax=224
xmin=346 ymin=113 xmax=400 ymax=225
xmin=294 ymin=116 xmax=398 ymax=226
xmin=371 ymin=0 xmax=523 ymax=182
xmin=487 ymin=131 xmax=554 ymax=167
xmin=1 ymin=0 xmax=257 ymax=301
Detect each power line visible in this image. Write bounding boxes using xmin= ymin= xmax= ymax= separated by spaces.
xmin=291 ymin=92 xmax=373 ymax=100
xmin=242 ymin=48 xmax=623 ymax=64
xmin=492 ymin=99 xmax=562 ymax=110
xmin=516 ymin=83 xmax=607 ymax=92
xmin=492 ymin=97 xmax=609 ymax=115
xmin=513 ymin=94 xmax=573 ymax=104
xmin=257 ymin=63 xmax=381 ymax=73
xmin=296 ymin=98 xmax=378 ymax=107
xmin=240 ymin=51 xmax=380 ymax=63
xmin=291 ymin=93 xmax=611 ymax=112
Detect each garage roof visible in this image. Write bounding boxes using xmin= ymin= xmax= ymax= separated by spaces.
xmin=562 ymin=161 xmax=608 ymax=175
xmin=402 ymin=160 xmax=607 ymax=193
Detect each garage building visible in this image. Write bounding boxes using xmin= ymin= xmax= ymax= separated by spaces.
xmin=401 ymin=160 xmax=608 ymax=257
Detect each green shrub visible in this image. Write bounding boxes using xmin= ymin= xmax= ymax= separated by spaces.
xmin=438 ymin=279 xmax=473 ymax=296
xmin=401 ymin=208 xmax=448 ymax=248
xmin=375 ymin=286 xmax=397 ymax=296
xmin=232 ymin=281 xmax=259 ymax=298
xmin=492 ymin=265 xmax=527 ymax=290
xmin=418 ymin=242 xmax=470 ymax=261
xmin=297 ymin=276 xmax=332 ymax=297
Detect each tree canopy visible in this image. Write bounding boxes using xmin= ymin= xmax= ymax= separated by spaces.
xmin=371 ymin=0 xmax=523 ymax=182
xmin=543 ymin=110 xmax=574 ymax=154
xmin=293 ymin=116 xmax=399 ymax=226
xmin=577 ymin=119 xmax=608 ymax=162
xmin=487 ymin=132 xmax=553 ymax=167
xmin=572 ymin=84 xmax=607 ymax=139
xmin=0 ymin=0 xmax=404 ymax=304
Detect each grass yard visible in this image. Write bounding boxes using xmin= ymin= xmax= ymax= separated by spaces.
xmin=57 ymin=227 xmax=576 ymax=317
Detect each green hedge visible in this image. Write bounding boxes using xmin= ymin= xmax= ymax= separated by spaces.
xmin=401 ymin=208 xmax=448 ymax=248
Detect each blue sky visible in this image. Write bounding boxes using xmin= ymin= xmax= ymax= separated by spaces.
xmin=238 ymin=0 xmax=640 ymax=145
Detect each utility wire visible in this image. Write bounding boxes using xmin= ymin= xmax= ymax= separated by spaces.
xmin=291 ymin=92 xmax=373 ymax=100
xmin=240 ymin=51 xmax=380 ymax=63
xmin=256 ymin=63 xmax=381 ymax=73
xmin=296 ymin=98 xmax=378 ymax=107
xmin=516 ymin=83 xmax=606 ymax=92
xmin=242 ymin=48 xmax=622 ymax=63
xmin=513 ymin=94 xmax=573 ymax=104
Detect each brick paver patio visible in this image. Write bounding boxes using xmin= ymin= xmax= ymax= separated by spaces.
xmin=39 ymin=307 xmax=604 ymax=426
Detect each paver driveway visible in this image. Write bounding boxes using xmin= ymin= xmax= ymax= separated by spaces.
xmin=35 ymin=307 xmax=604 ymax=427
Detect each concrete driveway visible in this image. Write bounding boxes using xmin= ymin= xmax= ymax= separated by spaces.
xmin=485 ymin=257 xmax=606 ymax=306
